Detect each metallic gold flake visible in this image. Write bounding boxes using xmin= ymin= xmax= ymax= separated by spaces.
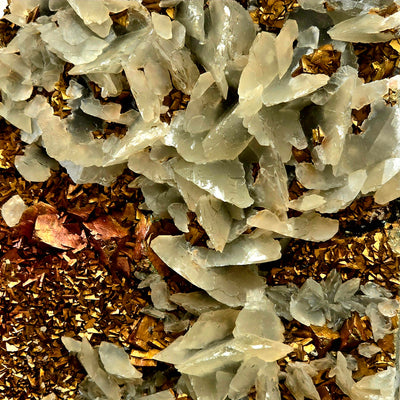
xmin=292 ymin=44 xmax=341 ymax=77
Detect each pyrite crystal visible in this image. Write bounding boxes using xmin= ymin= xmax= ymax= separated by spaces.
xmin=0 ymin=0 xmax=399 ymax=399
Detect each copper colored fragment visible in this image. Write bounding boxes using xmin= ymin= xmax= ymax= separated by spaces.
xmin=83 ymin=215 xmax=128 ymax=241
xmin=35 ymin=214 xmax=87 ymax=251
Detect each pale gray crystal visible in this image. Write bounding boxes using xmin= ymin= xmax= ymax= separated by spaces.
xmin=178 ymin=309 xmax=239 ymax=350
xmin=6 ymin=0 xmax=42 ymax=26
xmin=262 ymin=73 xmax=329 ymax=107
xmin=183 ymin=72 xmax=224 ymax=134
xmin=39 ymin=9 xmax=109 ymax=65
xmin=151 ymin=235 xmax=266 ymax=307
xmin=78 ymin=338 xmax=121 ymax=400
xmin=1 ymin=195 xmax=28 ymax=227
xmin=61 ymin=336 xmax=82 ymax=354
xmin=152 ymin=232 xmax=281 ymax=268
xmin=80 ymin=97 xmax=138 ymax=125
xmin=128 ymin=150 xmax=174 ymax=185
xmin=67 ymin=0 xmax=112 ymax=38
xmin=86 ymin=73 xmax=123 ymax=98
xmin=169 ymin=292 xmax=227 ymax=316
xmin=15 ymin=144 xmax=58 ymax=182
xmin=136 ymin=177 xmax=182 ymax=218
xmin=98 ymin=342 xmax=142 ymax=380
xmin=0 ymin=96 xmax=33 ymax=134
xmin=328 ymin=12 xmax=400 ymax=43
xmin=167 ymin=203 xmax=189 ymax=233
xmin=312 ymin=67 xmax=358 ymax=168
xmin=330 ymin=352 xmax=397 ymax=400
xmin=202 ymin=106 xmax=253 ymax=162
xmin=289 ymin=271 xmax=367 ymax=329
xmin=150 ymin=278 xmax=176 ymax=311
xmin=357 ymin=343 xmax=380 ymax=358
xmin=152 ymin=12 xmax=173 ymax=40
xmin=275 ymin=20 xmax=298 ymax=79
xmin=172 ymin=159 xmax=253 ymax=208
xmin=3 ymin=23 xmax=64 ymax=92
xmin=238 ymin=32 xmax=278 ymax=116
xmin=244 ymin=106 xmax=307 ymax=161
xmin=247 ymin=210 xmax=339 ymax=242
xmin=255 ymin=361 xmax=281 ymax=400
xmin=290 ymin=278 xmax=327 ymax=326
xmin=61 ymin=161 xmax=125 ymax=186
xmin=233 ymin=290 xmax=284 ymax=342
xmin=266 ymin=285 xmax=298 ymax=321
xmin=247 ymin=146 xmax=290 ymax=215
xmin=228 ymin=357 xmax=267 ymax=400
xmin=285 ymin=363 xmax=321 ymax=400
xmin=377 ymin=298 xmax=400 ymax=318
xmin=135 ymin=390 xmax=175 ymax=400
xmin=365 ymin=303 xmax=392 ymax=341
xmin=176 ymin=0 xmax=205 ymax=43
xmin=191 ymin=0 xmax=255 ymax=98
xmin=196 ymin=195 xmax=232 ymax=252
xmin=157 ymin=335 xmax=291 ymax=377
xmin=0 ymin=53 xmax=33 ymax=101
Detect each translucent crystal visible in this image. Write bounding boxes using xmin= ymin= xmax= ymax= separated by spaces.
xmin=152 ymin=13 xmax=173 ymax=40
xmin=39 ymin=9 xmax=109 ymax=65
xmin=151 ymin=235 xmax=266 ymax=307
xmin=1 ymin=195 xmax=28 ymax=227
xmin=172 ymin=159 xmax=253 ymax=208
xmin=176 ymin=0 xmax=205 ymax=43
xmin=67 ymin=0 xmax=112 ymax=38
xmin=196 ymin=195 xmax=232 ymax=252
xmin=169 ymin=292 xmax=227 ymax=315
xmin=357 ymin=343 xmax=380 ymax=358
xmin=15 ymin=144 xmax=58 ymax=182
xmin=247 ymin=210 xmax=339 ymax=242
xmin=98 ymin=341 xmax=142 ymax=380
xmin=190 ymin=0 xmax=255 ymax=98
xmin=328 ymin=12 xmax=400 ymax=43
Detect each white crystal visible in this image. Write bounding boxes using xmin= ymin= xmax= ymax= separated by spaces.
xmin=172 ymin=159 xmax=253 ymax=208
xmin=176 ymin=0 xmax=205 ymax=43
xmin=135 ymin=390 xmax=175 ymax=400
xmin=328 ymin=12 xmax=400 ymax=43
xmin=98 ymin=342 xmax=142 ymax=380
xmin=1 ymin=195 xmax=28 ymax=227
xmin=357 ymin=343 xmax=380 ymax=358
xmin=151 ymin=235 xmax=266 ymax=307
xmin=169 ymin=292 xmax=227 ymax=316
xmin=15 ymin=144 xmax=58 ymax=182
xmin=78 ymin=338 xmax=121 ymax=400
xmin=191 ymin=0 xmax=255 ymax=98
xmin=67 ymin=0 xmax=112 ymax=38
xmin=196 ymin=195 xmax=232 ymax=252
xmin=39 ymin=9 xmax=109 ymax=65
xmin=152 ymin=13 xmax=173 ymax=40
xmin=247 ymin=210 xmax=339 ymax=242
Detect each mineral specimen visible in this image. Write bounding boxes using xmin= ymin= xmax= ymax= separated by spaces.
xmin=1 ymin=0 xmax=400 ymax=399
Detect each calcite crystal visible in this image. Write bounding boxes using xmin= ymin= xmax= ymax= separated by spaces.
xmin=1 ymin=0 xmax=400 ymax=399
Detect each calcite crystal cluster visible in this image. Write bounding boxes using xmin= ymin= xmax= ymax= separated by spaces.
xmin=1 ymin=0 xmax=400 ymax=399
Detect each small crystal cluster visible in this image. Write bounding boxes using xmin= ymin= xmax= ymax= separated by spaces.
xmin=0 ymin=0 xmax=399 ymax=399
